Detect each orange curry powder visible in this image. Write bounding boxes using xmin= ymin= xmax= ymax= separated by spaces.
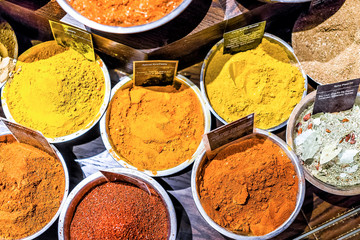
xmin=68 ymin=0 xmax=184 ymax=27
xmin=199 ymin=135 xmax=298 ymax=236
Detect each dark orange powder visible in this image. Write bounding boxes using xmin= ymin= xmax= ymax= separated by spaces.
xmin=199 ymin=135 xmax=298 ymax=236
xmin=68 ymin=0 xmax=183 ymax=27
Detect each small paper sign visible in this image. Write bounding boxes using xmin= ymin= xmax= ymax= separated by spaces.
xmin=1 ymin=118 xmax=57 ymax=158
xmin=203 ymin=114 xmax=254 ymax=156
xmin=223 ymin=21 xmax=266 ymax=54
xmin=49 ymin=20 xmax=95 ymax=61
xmin=133 ymin=60 xmax=178 ymax=86
xmin=313 ymin=79 xmax=360 ymax=115
xmin=100 ymin=170 xmax=152 ymax=196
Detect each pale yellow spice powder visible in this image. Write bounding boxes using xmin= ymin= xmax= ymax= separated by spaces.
xmin=205 ymin=38 xmax=305 ymax=129
xmin=4 ymin=48 xmax=105 ymax=138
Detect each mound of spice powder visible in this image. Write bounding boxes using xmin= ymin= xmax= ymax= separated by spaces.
xmin=292 ymin=0 xmax=360 ymax=84
xmin=199 ymin=135 xmax=298 ymax=236
xmin=0 ymin=139 xmax=65 ymax=239
xmin=107 ymin=80 xmax=204 ymax=172
xmin=67 ymin=0 xmax=183 ymax=27
xmin=4 ymin=41 xmax=105 ymax=139
xmin=205 ymin=38 xmax=305 ymax=129
xmin=70 ymin=181 xmax=169 ymax=239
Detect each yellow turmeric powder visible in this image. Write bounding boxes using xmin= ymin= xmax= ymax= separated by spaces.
xmin=3 ymin=42 xmax=105 ymax=139
xmin=205 ymin=38 xmax=305 ymax=129
xmin=107 ymin=80 xmax=204 ymax=171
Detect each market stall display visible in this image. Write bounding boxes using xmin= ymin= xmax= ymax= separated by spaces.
xmin=0 ymin=0 xmax=360 ymax=239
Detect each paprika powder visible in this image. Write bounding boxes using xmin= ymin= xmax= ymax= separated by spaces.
xmin=70 ymin=181 xmax=169 ymax=239
xmin=198 ymin=135 xmax=298 ymax=236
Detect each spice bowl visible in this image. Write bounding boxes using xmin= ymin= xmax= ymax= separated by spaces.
xmin=56 ymin=0 xmax=192 ymax=34
xmin=1 ymin=40 xmax=111 ymax=143
xmin=58 ymin=168 xmax=177 ymax=240
xmin=0 ymin=132 xmax=70 ymax=240
xmin=286 ymin=91 xmax=360 ymax=195
xmin=100 ymin=74 xmax=211 ymax=177
xmin=200 ymin=33 xmax=308 ymax=131
xmin=191 ymin=129 xmax=306 ymax=239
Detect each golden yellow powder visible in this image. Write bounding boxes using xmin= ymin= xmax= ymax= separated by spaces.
xmin=3 ymin=45 xmax=105 ymax=139
xmin=205 ymin=38 xmax=305 ymax=129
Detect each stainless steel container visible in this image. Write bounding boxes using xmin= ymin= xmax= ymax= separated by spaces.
xmin=100 ymin=74 xmax=212 ymax=177
xmin=56 ymin=0 xmax=192 ymax=34
xmin=1 ymin=41 xmax=111 ymax=143
xmin=286 ymin=91 xmax=360 ymax=196
xmin=58 ymin=168 xmax=177 ymax=240
xmin=0 ymin=132 xmax=70 ymax=240
xmin=200 ymin=33 xmax=308 ymax=132
xmin=191 ymin=129 xmax=306 ymax=239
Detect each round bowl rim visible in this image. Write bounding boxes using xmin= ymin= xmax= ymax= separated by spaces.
xmin=191 ymin=129 xmax=306 ymax=239
xmin=99 ymin=74 xmax=212 ymax=177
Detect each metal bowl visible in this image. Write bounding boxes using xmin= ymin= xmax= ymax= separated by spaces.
xmin=56 ymin=0 xmax=192 ymax=34
xmin=58 ymin=168 xmax=177 ymax=240
xmin=200 ymin=33 xmax=308 ymax=131
xmin=1 ymin=41 xmax=111 ymax=143
xmin=0 ymin=132 xmax=69 ymax=240
xmin=286 ymin=91 xmax=360 ymax=195
xmin=191 ymin=129 xmax=306 ymax=239
xmin=100 ymin=74 xmax=211 ymax=177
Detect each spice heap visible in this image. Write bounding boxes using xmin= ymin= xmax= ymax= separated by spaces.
xmin=4 ymin=41 xmax=105 ymax=139
xmin=205 ymin=38 xmax=305 ymax=129
xmin=0 ymin=20 xmax=17 ymax=83
xmin=292 ymin=0 xmax=360 ymax=84
xmin=107 ymin=80 xmax=204 ymax=172
xmin=0 ymin=139 xmax=65 ymax=239
xmin=294 ymin=103 xmax=360 ymax=187
xmin=70 ymin=181 xmax=169 ymax=239
xmin=68 ymin=0 xmax=183 ymax=27
xmin=199 ymin=135 xmax=298 ymax=236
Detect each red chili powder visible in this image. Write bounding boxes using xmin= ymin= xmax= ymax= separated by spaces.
xmin=67 ymin=0 xmax=183 ymax=27
xmin=70 ymin=182 xmax=169 ymax=239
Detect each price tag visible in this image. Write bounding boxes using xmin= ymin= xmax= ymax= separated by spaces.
xmin=133 ymin=60 xmax=178 ymax=86
xmin=49 ymin=20 xmax=95 ymax=62
xmin=1 ymin=118 xmax=57 ymax=158
xmin=223 ymin=21 xmax=266 ymax=54
xmin=203 ymin=113 xmax=254 ymax=158
xmin=313 ymin=79 xmax=360 ymax=115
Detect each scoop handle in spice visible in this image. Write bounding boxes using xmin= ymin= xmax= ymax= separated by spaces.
xmin=0 ymin=117 xmax=57 ymax=158
xmin=100 ymin=170 xmax=151 ymax=196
